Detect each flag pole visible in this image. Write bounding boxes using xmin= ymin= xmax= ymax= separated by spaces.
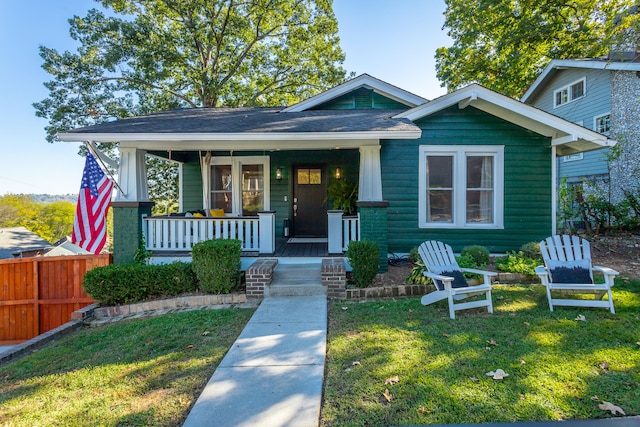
xmin=84 ymin=141 xmax=126 ymax=195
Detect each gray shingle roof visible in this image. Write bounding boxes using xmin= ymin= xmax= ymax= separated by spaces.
xmin=0 ymin=227 xmax=51 ymax=259
xmin=64 ymin=107 xmax=420 ymax=135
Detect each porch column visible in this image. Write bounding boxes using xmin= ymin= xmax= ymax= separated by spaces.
xmin=112 ymin=148 xmax=153 ymax=264
xmin=327 ymin=210 xmax=344 ymax=254
xmin=258 ymin=211 xmax=276 ymax=254
xmin=358 ymin=145 xmax=383 ymax=201
xmin=357 ymin=145 xmax=388 ymax=272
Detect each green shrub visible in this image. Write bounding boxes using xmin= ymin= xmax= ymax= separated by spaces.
xmin=495 ymin=251 xmax=539 ymax=277
xmin=408 ymin=259 xmax=431 ymax=285
xmin=82 ymin=262 xmax=197 ymax=306
xmin=192 ymin=239 xmax=242 ymax=294
xmin=408 ymin=247 xmax=421 ymax=264
xmin=460 ymin=245 xmax=490 ymax=268
xmin=346 ymin=240 xmax=379 ymax=288
xmin=519 ymin=241 xmax=542 ymax=261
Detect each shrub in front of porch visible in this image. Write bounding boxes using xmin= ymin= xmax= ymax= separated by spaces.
xmin=346 ymin=239 xmax=379 ymax=288
xmin=82 ymin=262 xmax=197 ymax=306
xmin=192 ymin=239 xmax=242 ymax=294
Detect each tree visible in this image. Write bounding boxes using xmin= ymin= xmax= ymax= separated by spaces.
xmin=436 ymin=0 xmax=639 ymax=98
xmin=35 ymin=0 xmax=348 ymax=142
xmin=0 ymin=195 xmax=75 ymax=243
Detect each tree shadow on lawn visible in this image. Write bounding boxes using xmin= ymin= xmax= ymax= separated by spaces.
xmin=322 ymin=282 xmax=640 ymax=426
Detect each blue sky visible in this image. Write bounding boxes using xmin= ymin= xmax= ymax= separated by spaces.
xmin=0 ymin=0 xmax=450 ymax=195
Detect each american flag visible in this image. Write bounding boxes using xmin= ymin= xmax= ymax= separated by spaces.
xmin=71 ymin=153 xmax=114 ymax=254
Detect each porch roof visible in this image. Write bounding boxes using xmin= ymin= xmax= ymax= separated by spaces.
xmin=58 ymin=107 xmax=422 ymax=144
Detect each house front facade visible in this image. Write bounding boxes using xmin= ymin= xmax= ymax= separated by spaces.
xmin=521 ymin=58 xmax=640 ymax=205
xmin=60 ymin=75 xmax=614 ymax=268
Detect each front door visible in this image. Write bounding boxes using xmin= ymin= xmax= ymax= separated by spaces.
xmin=293 ymin=166 xmax=327 ymax=237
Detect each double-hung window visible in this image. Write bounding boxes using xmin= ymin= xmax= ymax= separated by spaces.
xmin=419 ymin=146 xmax=504 ymax=229
xmin=206 ymin=156 xmax=270 ymax=216
xmin=594 ymin=113 xmax=611 ymax=135
xmin=554 ymin=78 xmax=586 ymax=108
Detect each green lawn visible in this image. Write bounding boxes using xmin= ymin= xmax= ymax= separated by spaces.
xmin=321 ymin=280 xmax=640 ymax=426
xmin=0 ymin=308 xmax=254 ymax=427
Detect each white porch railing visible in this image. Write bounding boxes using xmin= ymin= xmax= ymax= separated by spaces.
xmin=143 ymin=212 xmax=275 ymax=254
xmin=328 ymin=211 xmax=360 ymax=253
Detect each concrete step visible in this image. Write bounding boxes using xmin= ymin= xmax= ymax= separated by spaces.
xmin=267 ymin=263 xmax=325 ymax=297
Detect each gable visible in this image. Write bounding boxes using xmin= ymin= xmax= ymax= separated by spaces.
xmin=310 ymin=87 xmax=411 ymax=110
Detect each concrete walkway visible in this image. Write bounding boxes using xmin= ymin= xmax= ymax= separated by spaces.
xmin=183 ymin=294 xmax=327 ymax=427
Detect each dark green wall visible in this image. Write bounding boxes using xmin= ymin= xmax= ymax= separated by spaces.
xmin=182 ymin=161 xmax=203 ymax=211
xmin=311 ymin=88 xmax=410 ymax=110
xmin=382 ymin=106 xmax=553 ymax=254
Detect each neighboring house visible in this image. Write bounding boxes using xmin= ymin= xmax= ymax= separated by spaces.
xmin=521 ymin=56 xmax=640 ymax=205
xmin=0 ymin=227 xmax=51 ymax=259
xmin=59 ymin=74 xmax=613 ymax=268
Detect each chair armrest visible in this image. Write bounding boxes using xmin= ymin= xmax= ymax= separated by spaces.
xmin=534 ymin=266 xmax=548 ymax=277
xmin=593 ymin=266 xmax=619 ymax=276
xmin=422 ymin=271 xmax=454 ymax=284
xmin=460 ymin=268 xmax=497 ymax=277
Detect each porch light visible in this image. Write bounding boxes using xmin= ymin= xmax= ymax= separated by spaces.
xmin=276 ymin=167 xmax=283 ymax=180
xmin=335 ymin=167 xmax=342 ymax=180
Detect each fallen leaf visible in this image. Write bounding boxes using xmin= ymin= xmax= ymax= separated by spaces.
xmin=202 ymin=331 xmax=210 ymax=336
xmin=418 ymin=406 xmax=432 ymax=414
xmin=575 ymin=314 xmax=586 ymax=321
xmin=519 ymin=359 xmax=526 ymax=365
xmin=591 ymin=396 xmax=601 ymax=402
xmin=383 ymin=389 xmax=393 ymax=402
xmin=341 ymin=306 xmax=349 ymax=311
xmin=486 ymin=369 xmax=509 ymax=380
xmin=600 ymin=362 xmax=610 ymax=370
xmin=519 ymin=394 xmax=525 ymax=400
xmin=186 ymin=345 xmax=194 ymax=349
xmin=352 ymin=361 xmax=361 ymax=366
xmin=443 ymin=333 xmax=451 ymax=338
xmin=487 ymin=339 xmax=498 ymax=346
xmin=599 ymin=401 xmax=626 ymax=416
xmin=384 ymin=376 xmax=400 ymax=385
xmin=408 ymin=309 xmax=413 ymax=313
xmin=485 ymin=347 xmax=492 ymax=350
xmin=497 ymin=295 xmax=504 ymax=300
xmin=344 ymin=368 xmax=352 ymax=372
xmin=636 ymin=341 xmax=640 ymax=346
xmin=524 ymin=321 xmax=531 ymax=326
xmin=469 ymin=377 xmax=479 ymax=382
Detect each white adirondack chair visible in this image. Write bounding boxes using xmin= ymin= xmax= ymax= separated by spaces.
xmin=535 ymin=235 xmax=619 ymax=313
xmin=418 ymin=241 xmax=497 ymax=319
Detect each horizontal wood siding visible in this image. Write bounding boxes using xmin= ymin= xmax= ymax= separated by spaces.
xmin=181 ymin=162 xmax=203 ymax=211
xmin=382 ymin=106 xmax=552 ymax=254
xmin=311 ymin=88 xmax=410 ymax=110
xmin=558 ymin=148 xmax=610 ymax=182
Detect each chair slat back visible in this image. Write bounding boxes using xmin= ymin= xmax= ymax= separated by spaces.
xmin=418 ymin=240 xmax=459 ymax=271
xmin=541 ymin=235 xmax=590 ymax=264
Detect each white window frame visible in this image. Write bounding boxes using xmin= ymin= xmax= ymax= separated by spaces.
xmin=553 ymin=77 xmax=586 ymax=108
xmin=203 ymin=155 xmax=270 ymax=216
xmin=418 ymin=145 xmax=504 ymax=229
xmin=562 ymin=153 xmax=584 ymax=162
xmin=594 ymin=112 xmax=611 ymax=135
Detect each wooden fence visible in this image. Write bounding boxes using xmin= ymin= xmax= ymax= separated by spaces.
xmin=0 ymin=254 xmax=111 ymax=344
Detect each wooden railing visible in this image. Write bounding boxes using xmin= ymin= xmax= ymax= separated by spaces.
xmin=0 ymin=254 xmax=111 ymax=343
xmin=143 ymin=212 xmax=275 ymax=253
xmin=328 ymin=211 xmax=360 ymax=253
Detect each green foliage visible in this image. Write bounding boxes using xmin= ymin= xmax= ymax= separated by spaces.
xmin=82 ymin=262 xmax=197 ymax=305
xmin=408 ymin=247 xmax=421 ymax=264
xmin=191 ymin=239 xmax=242 ymax=294
xmin=557 ymin=178 xmax=580 ymax=233
xmin=346 ymin=240 xmax=379 ymax=288
xmin=436 ymin=0 xmax=635 ymax=97
xmin=326 ymin=178 xmax=358 ymax=215
xmin=495 ymin=252 xmax=539 ymax=277
xmin=147 ymin=157 xmax=180 ymax=216
xmin=133 ymin=237 xmax=152 ymax=265
xmin=408 ymin=259 xmax=431 ymax=285
xmin=460 ymin=245 xmax=489 ymax=268
xmin=520 ymin=242 xmax=542 ymax=262
xmin=0 ymin=194 xmax=75 ymax=243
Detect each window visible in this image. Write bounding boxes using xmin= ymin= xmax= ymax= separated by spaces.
xmin=206 ymin=156 xmax=270 ymax=216
xmin=554 ymin=78 xmax=586 ymax=108
xmin=562 ymin=153 xmax=583 ymax=162
xmin=419 ymin=146 xmax=504 ymax=229
xmin=594 ymin=113 xmax=611 ymax=135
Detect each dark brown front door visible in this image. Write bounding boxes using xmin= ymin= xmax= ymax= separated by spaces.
xmin=293 ymin=166 xmax=327 ymax=237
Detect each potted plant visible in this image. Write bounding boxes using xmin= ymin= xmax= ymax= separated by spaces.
xmin=326 ymin=178 xmax=358 ymax=215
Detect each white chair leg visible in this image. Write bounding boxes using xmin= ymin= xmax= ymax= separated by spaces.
xmin=448 ymin=293 xmax=456 ymax=319
xmin=421 ymin=290 xmax=448 ymax=306
xmin=486 ymin=290 xmax=493 ymax=314
xmin=608 ymin=289 xmax=615 ymax=314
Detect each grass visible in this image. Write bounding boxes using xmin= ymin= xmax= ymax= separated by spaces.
xmin=0 ymin=307 xmax=254 ymax=427
xmin=321 ymin=279 xmax=640 ymax=426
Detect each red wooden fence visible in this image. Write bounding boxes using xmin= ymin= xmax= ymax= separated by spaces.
xmin=0 ymin=254 xmax=111 ymax=344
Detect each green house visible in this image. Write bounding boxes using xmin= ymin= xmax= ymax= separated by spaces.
xmin=59 ymin=75 xmax=614 ymax=268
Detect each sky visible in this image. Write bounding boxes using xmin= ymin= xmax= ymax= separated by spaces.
xmin=0 ymin=0 xmax=451 ymax=196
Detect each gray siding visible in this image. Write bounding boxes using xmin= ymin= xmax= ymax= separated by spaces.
xmin=382 ymin=106 xmax=553 ymax=254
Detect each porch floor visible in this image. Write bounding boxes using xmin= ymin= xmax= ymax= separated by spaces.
xmin=273 ymin=238 xmax=335 ymax=257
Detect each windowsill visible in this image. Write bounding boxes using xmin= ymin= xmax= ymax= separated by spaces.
xmin=419 ymin=223 xmax=504 ymax=229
